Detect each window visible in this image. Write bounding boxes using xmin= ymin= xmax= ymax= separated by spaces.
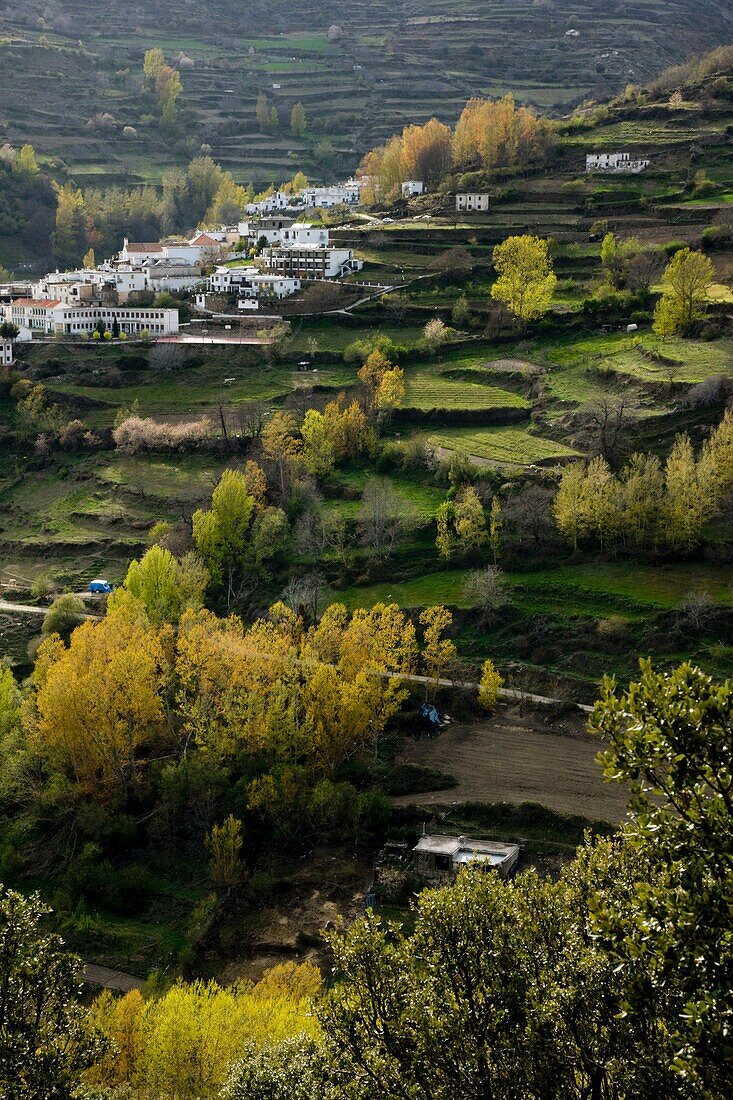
xmin=435 ymin=854 xmax=451 ymax=872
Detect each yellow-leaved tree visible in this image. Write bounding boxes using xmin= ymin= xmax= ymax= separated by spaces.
xmin=28 ymin=592 xmax=172 ymax=803
xmin=490 ymin=235 xmax=557 ymax=329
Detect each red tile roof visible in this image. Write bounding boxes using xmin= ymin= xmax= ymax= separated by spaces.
xmin=190 ymin=233 xmax=219 ymax=246
xmin=125 ymin=242 xmax=164 ymax=252
xmin=11 ymin=298 xmax=62 ymax=307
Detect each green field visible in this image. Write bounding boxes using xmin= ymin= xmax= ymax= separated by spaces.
xmin=426 ymin=427 xmax=580 ymax=465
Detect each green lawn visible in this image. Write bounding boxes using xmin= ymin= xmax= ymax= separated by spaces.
xmin=334 ymin=562 xmax=733 ymax=618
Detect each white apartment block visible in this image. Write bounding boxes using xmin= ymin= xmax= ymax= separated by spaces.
xmin=456 ymin=192 xmax=490 ymax=212
xmin=401 ymin=180 xmax=424 ymax=198
xmin=260 ymin=244 xmax=362 ymax=280
xmin=8 ymin=299 xmax=179 ymax=337
xmin=586 ymin=152 xmax=650 ymax=174
xmin=0 ymin=339 xmax=14 ymax=366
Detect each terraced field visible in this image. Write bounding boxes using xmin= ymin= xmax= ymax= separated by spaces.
xmin=2 ymin=0 xmax=731 ymax=185
xmin=427 ymin=427 xmax=580 ymax=465
xmin=403 ymin=365 xmax=528 ymax=411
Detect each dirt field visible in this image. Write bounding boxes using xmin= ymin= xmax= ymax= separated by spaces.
xmin=395 ymin=705 xmax=628 ymax=822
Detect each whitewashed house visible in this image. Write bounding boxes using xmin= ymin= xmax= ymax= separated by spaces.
xmin=401 ymin=180 xmax=424 ymax=198
xmin=586 ymin=152 xmax=650 ymax=174
xmin=456 ymin=193 xmax=490 ymax=213
xmin=0 ymin=339 xmax=14 ymax=366
xmin=300 ymin=182 xmax=361 ymax=207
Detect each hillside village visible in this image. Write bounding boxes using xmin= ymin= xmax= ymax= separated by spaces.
xmin=0 ymin=37 xmax=732 ymax=1100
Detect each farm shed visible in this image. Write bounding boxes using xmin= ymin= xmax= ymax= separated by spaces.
xmin=413 ymin=834 xmax=520 ymax=881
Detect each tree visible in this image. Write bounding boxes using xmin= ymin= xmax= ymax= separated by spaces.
xmin=301 ymin=409 xmax=335 ymax=477
xmin=121 ymin=544 xmax=207 ymax=624
xmin=488 ymin=496 xmax=502 ymax=565
xmin=256 ymin=93 xmax=271 ymax=132
xmin=0 ymin=887 xmax=106 ymax=1098
xmin=435 ymin=500 xmax=456 ymax=560
xmin=156 ymin=65 xmax=183 ymax=124
xmin=553 ymin=462 xmax=588 ymax=551
xmin=30 ymin=594 xmax=171 ymax=803
xmin=206 ymin=814 xmax=245 ymax=894
xmin=260 ymin=411 xmax=303 ymax=497
xmin=358 ymin=478 xmax=412 ymax=561
xmin=654 ymin=248 xmax=714 ymax=335
xmin=478 ymin=658 xmax=503 ymax=709
xmin=53 ymin=183 xmax=86 ymax=268
xmin=222 ymin=1035 xmax=333 ymax=1100
xmin=82 ymin=247 xmax=95 ymax=269
xmin=41 ymin=594 xmax=86 ymax=640
xmin=591 ymin=662 xmax=733 ymax=1097
xmin=143 ymin=47 xmax=166 ymax=89
xmin=463 ymin=566 xmax=509 ymax=625
xmin=16 ymin=143 xmax=39 ymax=178
xmin=290 ymin=101 xmax=307 ymax=136
xmin=600 ymin=231 xmax=620 ymax=286
xmin=321 ymin=842 xmax=672 ymax=1100
xmin=454 ymin=485 xmax=488 ymax=553
xmin=206 ymin=176 xmax=249 ymax=224
xmin=192 ymin=469 xmax=257 ymax=606
xmin=664 ymin=433 xmax=712 ymax=552
xmin=419 ymin=605 xmax=456 ymax=692
xmin=422 ymin=317 xmax=449 ymax=353
xmin=491 ymin=235 xmax=556 ymax=328
xmin=430 ymin=246 xmax=474 ymax=280
xmin=0 ymin=321 xmax=19 ymax=341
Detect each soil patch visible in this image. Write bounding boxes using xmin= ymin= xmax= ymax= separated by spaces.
xmin=394 ymin=705 xmax=627 ymax=822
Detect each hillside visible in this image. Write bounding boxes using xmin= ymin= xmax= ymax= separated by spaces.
xmin=0 ymin=0 xmax=732 ymax=188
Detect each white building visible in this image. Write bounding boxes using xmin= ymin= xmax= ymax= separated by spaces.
xmin=586 ymin=152 xmax=650 ymax=174
xmin=7 ymin=299 xmax=179 ymax=337
xmin=260 ymin=244 xmax=362 ymax=280
xmin=119 ymin=236 xmax=220 ymax=266
xmin=401 ymin=180 xmax=424 ymax=198
xmin=300 ymin=182 xmax=361 ymax=208
xmin=0 ymin=339 xmax=14 ymax=366
xmin=456 ymin=192 xmax=490 ymax=213
xmin=245 ymin=191 xmax=301 ymax=217
xmin=206 ymin=267 xmax=300 ymax=300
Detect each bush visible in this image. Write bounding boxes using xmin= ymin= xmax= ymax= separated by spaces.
xmin=113 ymin=414 xmax=210 ymax=453
xmin=663 ymin=240 xmax=690 ymax=258
xmin=380 ymin=763 xmax=457 ymax=796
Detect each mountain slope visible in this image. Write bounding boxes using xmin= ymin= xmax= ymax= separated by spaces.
xmin=0 ymin=0 xmax=731 ymax=186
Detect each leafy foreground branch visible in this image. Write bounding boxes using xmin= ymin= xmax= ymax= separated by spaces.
xmin=1 ymin=662 xmax=731 ymax=1099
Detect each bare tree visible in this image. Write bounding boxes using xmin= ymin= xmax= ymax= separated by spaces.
xmin=587 ymin=398 xmax=629 ymax=466
xmin=677 ymin=591 xmax=714 ymax=634
xmin=358 ymin=478 xmax=413 ymax=560
xmin=503 ymin=485 xmax=556 ymax=553
xmin=149 ymin=342 xmax=187 ymax=372
xmin=626 ymin=249 xmax=665 ymax=293
xmin=281 ymin=570 xmax=325 ymax=624
xmin=463 ymin=566 xmax=510 ymax=625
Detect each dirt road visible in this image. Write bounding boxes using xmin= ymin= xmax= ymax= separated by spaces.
xmin=395 ymin=706 xmax=627 ymax=822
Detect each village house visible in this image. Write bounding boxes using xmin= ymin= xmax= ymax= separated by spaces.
xmin=412 ymin=834 xmax=520 ymax=882
xmin=586 ymin=151 xmax=650 ymax=174
xmin=0 ymin=339 xmax=14 ymax=366
xmin=401 ymin=180 xmax=424 ymax=198
xmin=300 ymin=181 xmax=361 ymax=207
xmin=456 ymin=192 xmax=490 ymax=213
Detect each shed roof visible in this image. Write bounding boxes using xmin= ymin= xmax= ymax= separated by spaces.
xmin=414 ymin=834 xmax=519 ymax=859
